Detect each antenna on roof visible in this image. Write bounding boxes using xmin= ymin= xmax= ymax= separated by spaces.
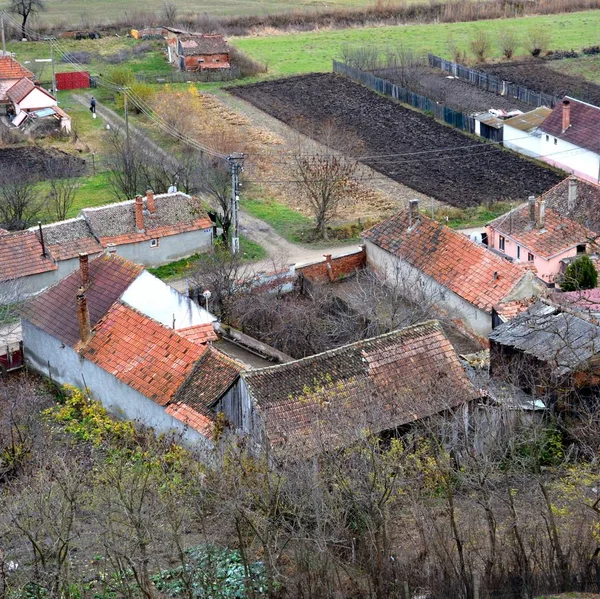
xmin=38 ymin=221 xmax=47 ymax=257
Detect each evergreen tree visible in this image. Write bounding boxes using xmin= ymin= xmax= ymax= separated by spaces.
xmin=561 ymin=254 xmax=598 ymax=291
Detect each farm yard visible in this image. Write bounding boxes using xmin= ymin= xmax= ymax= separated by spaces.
xmin=230 ymin=73 xmax=564 ymax=208
xmin=376 ymin=66 xmax=532 ymax=114
xmin=477 ymin=60 xmax=600 ymax=106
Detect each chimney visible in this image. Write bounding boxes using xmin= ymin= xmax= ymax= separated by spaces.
xmin=537 ymin=199 xmax=546 ymax=229
xmin=76 ymin=287 xmax=91 ymax=344
xmin=568 ymin=176 xmax=577 ymax=211
xmin=146 ymin=189 xmax=156 ymax=214
xmin=38 ymin=221 xmax=47 ymax=258
xmin=105 ymin=243 xmax=117 ymax=255
xmin=528 ymin=195 xmax=536 ymax=227
xmin=79 ymin=253 xmax=89 ymax=288
xmin=562 ymin=99 xmax=571 ymax=133
xmin=135 ymin=195 xmax=144 ymax=232
xmin=408 ymin=199 xmax=420 ymax=228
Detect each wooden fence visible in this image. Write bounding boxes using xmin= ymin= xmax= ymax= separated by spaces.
xmin=428 ymin=54 xmax=560 ymax=108
xmin=333 ymin=60 xmax=476 ymax=135
xmin=133 ymin=68 xmax=241 ymax=84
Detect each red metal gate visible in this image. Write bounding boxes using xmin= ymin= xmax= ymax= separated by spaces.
xmin=55 ymin=71 xmax=90 ymax=91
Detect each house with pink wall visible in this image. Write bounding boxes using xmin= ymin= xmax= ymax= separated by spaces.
xmin=486 ymin=196 xmax=598 ymax=286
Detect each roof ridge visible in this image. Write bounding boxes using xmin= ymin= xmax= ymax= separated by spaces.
xmin=243 ymin=320 xmax=442 ymax=378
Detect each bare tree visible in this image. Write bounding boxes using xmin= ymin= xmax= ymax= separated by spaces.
xmin=470 ymin=29 xmax=492 ymax=63
xmin=161 ymin=1 xmax=178 ymax=26
xmin=528 ymin=28 xmax=551 ymax=57
xmin=8 ymin=0 xmax=45 ymax=40
xmin=0 ymin=168 xmax=43 ymax=230
xmin=293 ymin=120 xmax=363 ymax=240
xmin=45 ymin=159 xmax=81 ymax=222
xmin=498 ymin=29 xmax=520 ymax=60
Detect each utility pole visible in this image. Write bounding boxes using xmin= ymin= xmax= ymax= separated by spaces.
xmin=1 ymin=15 xmax=6 ymax=57
xmin=50 ymin=41 xmax=56 ymax=95
xmin=123 ymin=87 xmax=130 ymax=152
xmin=227 ymin=152 xmax=245 ymax=254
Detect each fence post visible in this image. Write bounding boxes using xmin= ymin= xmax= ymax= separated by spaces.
xmin=403 ymin=580 xmax=410 ymax=599
xmin=473 ymin=572 xmax=480 ymax=599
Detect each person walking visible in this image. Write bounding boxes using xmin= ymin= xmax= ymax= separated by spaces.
xmin=90 ymin=96 xmax=96 ymax=118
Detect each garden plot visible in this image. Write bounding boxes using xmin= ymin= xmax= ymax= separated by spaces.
xmin=231 ymin=73 xmax=563 ymax=208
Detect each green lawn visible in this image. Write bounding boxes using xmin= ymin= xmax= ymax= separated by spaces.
xmin=147 ymin=235 xmax=266 ymax=280
xmin=547 ymin=54 xmax=600 ymax=84
xmin=6 ymin=37 xmax=171 ymax=85
xmin=233 ymin=10 xmax=600 ymax=76
xmin=242 ymin=196 xmax=314 ymax=243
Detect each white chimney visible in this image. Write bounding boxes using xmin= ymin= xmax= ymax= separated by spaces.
xmin=568 ymin=177 xmax=577 ymax=212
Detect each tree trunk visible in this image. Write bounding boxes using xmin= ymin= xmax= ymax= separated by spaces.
xmin=21 ymin=13 xmax=28 ymax=41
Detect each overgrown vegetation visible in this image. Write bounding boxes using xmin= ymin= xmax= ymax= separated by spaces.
xmin=560 ymin=255 xmax=598 ymax=291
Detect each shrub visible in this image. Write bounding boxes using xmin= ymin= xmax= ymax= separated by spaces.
xmin=561 ymin=254 xmax=598 ymax=291
xmin=61 ymin=51 xmax=92 ymax=64
xmin=105 ymin=49 xmax=132 ymax=64
xmin=128 ymin=81 xmax=155 ymax=113
xmin=497 ymin=29 xmax=520 ymax=59
xmin=106 ymin=66 xmax=135 ymax=87
xmin=469 ymin=29 xmax=491 ymax=62
xmin=528 ymin=28 xmax=551 ymax=57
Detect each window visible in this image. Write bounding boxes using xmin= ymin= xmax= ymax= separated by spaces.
xmin=545 ymin=135 xmax=549 ymax=142
xmin=150 ymin=238 xmax=159 ymax=248
xmin=528 ymin=252 xmax=534 ymax=262
xmin=197 ymin=58 xmax=205 ymax=63
xmin=554 ymin=137 xmax=558 ymax=145
xmin=517 ymin=245 xmax=521 ymax=260
xmin=577 ymin=244 xmax=586 ymax=254
xmin=215 ymin=58 xmax=220 ymax=62
xmin=499 ymin=235 xmax=505 ymax=251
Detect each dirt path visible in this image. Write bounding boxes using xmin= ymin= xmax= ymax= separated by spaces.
xmin=211 ymin=89 xmax=443 ymax=213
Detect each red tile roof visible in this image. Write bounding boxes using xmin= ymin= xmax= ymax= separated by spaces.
xmin=362 ymin=211 xmax=530 ymax=313
xmin=177 ymin=323 xmax=218 ymax=344
xmin=81 ymin=302 xmax=206 ymax=405
xmin=487 ymin=203 xmax=597 ymax=258
xmin=6 ymin=78 xmax=37 ymax=103
xmin=494 ymin=297 xmax=536 ymax=321
xmin=0 ymin=230 xmax=56 ymax=282
xmin=539 ymin=97 xmax=600 ymax=154
xmin=243 ymin=321 xmax=477 ymax=449
xmin=165 ymin=402 xmax=215 ymax=439
xmin=175 ymin=346 xmax=243 ymax=412
xmin=20 ymin=253 xmax=143 ymax=347
xmin=0 ymin=57 xmax=33 ymax=80
xmin=542 ymin=177 xmax=600 ymax=234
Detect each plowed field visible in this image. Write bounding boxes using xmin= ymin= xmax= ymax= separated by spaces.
xmin=230 ymin=74 xmax=563 ymax=208
xmin=479 ymin=61 xmax=600 ymax=107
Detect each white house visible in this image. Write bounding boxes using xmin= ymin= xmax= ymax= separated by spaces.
xmin=361 ymin=201 xmax=545 ymax=344
xmin=502 ymin=106 xmax=552 ymax=158
xmin=20 ymin=252 xmax=241 ymax=452
xmin=7 ymin=77 xmax=71 ymax=133
xmin=538 ymin=97 xmax=600 ymax=184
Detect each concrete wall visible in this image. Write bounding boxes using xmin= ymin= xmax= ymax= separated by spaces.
xmin=0 ymin=268 xmax=59 ymax=301
xmin=485 ymin=226 xmax=582 ymax=284
xmin=109 ymin=228 xmax=213 ymax=267
xmin=503 ymin=126 xmax=542 ymax=158
xmin=365 ymin=240 xmax=494 ymax=343
xmin=22 ymin=319 xmax=213 ymax=454
xmin=540 ymin=134 xmax=600 ymax=184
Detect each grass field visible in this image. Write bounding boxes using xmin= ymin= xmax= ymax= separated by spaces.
xmin=548 ymin=54 xmax=600 ymax=84
xmin=35 ymin=0 xmax=436 ymax=25
xmin=233 ymin=9 xmax=600 ymax=75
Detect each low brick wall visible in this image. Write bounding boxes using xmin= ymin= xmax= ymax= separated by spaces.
xmin=297 ymin=247 xmax=366 ymax=283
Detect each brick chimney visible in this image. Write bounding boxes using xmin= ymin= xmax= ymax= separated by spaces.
xmin=76 ymin=287 xmax=91 ymax=344
xmin=568 ymin=176 xmax=577 ymax=212
xmin=146 ymin=189 xmax=156 ymax=214
xmin=562 ymin=99 xmax=571 ymax=133
xmin=135 ymin=195 xmax=144 ymax=232
xmin=408 ymin=199 xmax=420 ymax=228
xmin=528 ymin=195 xmax=536 ymax=227
xmin=105 ymin=243 xmax=117 ymax=255
xmin=536 ymin=199 xmax=546 ymax=229
xmin=79 ymin=253 xmax=89 ymax=288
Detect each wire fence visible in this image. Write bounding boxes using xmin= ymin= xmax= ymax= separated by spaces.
xmin=133 ymin=67 xmax=242 ymax=84
xmin=333 ymin=60 xmax=477 ymax=135
xmin=428 ymin=53 xmax=560 ymax=108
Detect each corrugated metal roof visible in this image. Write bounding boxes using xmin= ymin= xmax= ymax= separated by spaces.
xmin=504 ymin=106 xmax=552 ymax=133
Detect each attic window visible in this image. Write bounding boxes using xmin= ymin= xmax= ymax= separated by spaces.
xmin=554 ymin=137 xmax=558 ymax=145
xmin=150 ymin=238 xmax=159 ymax=248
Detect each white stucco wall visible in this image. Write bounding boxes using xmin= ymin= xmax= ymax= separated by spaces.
xmin=122 ymin=270 xmax=215 ymax=328
xmin=365 ymin=240 xmax=494 ymax=342
xmin=15 ymin=88 xmax=57 ymax=115
xmin=503 ymin=126 xmax=542 ymax=158
xmin=539 ymin=134 xmax=600 ymax=183
xmin=0 ymin=269 xmax=59 ymax=302
xmin=109 ymin=228 xmax=213 ymax=267
xmin=22 ymin=319 xmax=213 ymax=454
